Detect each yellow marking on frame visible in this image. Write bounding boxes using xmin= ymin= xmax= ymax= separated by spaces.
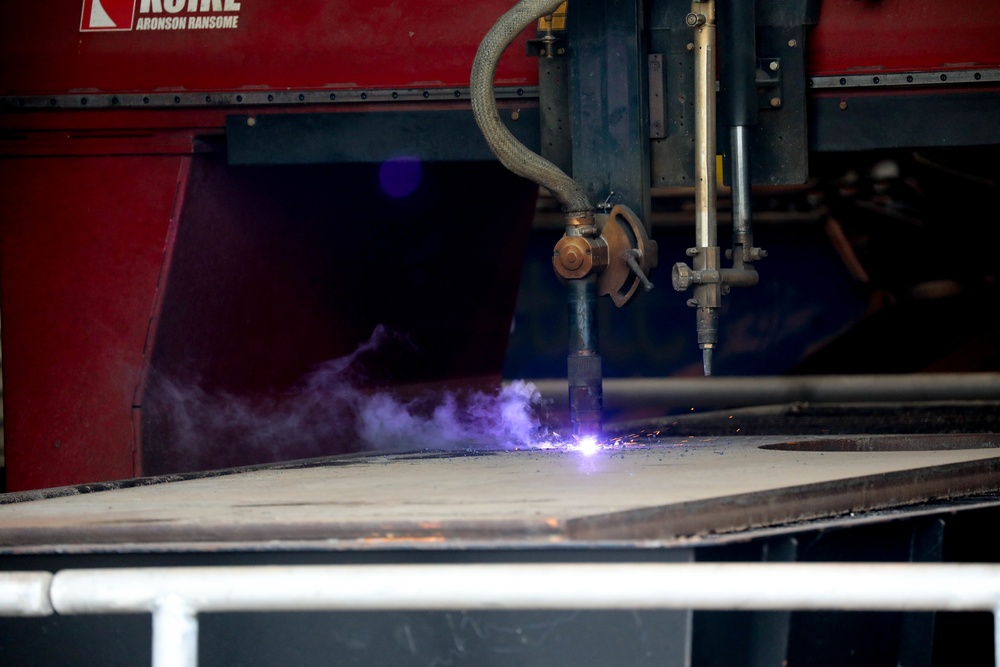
xmin=538 ymin=2 xmax=568 ymax=31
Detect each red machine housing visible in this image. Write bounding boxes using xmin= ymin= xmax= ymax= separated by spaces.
xmin=1 ymin=0 xmax=999 ymax=491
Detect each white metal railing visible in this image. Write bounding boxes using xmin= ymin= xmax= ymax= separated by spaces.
xmin=3 ymin=563 xmax=1000 ymax=666
xmin=0 ymin=571 xmax=52 ymax=616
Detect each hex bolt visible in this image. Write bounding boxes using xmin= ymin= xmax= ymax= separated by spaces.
xmin=770 ymin=97 xmax=782 ymax=108
xmin=769 ymin=61 xmax=779 ymax=72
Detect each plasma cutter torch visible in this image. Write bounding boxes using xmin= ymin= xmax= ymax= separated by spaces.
xmin=472 ymin=0 xmax=657 ymax=438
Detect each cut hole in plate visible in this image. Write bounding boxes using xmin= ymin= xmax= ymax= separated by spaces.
xmin=761 ymin=434 xmax=1000 ymax=452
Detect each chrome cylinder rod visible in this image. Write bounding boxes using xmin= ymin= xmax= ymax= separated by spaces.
xmin=689 ymin=0 xmax=719 ymax=375
xmin=731 ymin=124 xmax=752 ymax=250
xmin=692 ymin=2 xmax=718 ymax=250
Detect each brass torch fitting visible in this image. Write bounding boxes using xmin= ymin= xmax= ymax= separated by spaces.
xmin=553 ymin=211 xmax=609 ymax=280
xmin=553 ymin=235 xmax=609 ymax=280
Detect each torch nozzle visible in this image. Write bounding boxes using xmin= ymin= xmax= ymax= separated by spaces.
xmin=702 ymin=347 xmax=714 ymax=377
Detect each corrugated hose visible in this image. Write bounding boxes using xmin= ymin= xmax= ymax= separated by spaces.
xmin=471 ymin=0 xmax=593 ymax=216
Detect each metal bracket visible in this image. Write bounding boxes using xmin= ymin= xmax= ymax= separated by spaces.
xmin=526 ymin=36 xmax=568 ymax=58
xmin=757 ymin=58 xmax=783 ymax=109
xmin=649 ymin=54 xmax=667 ymax=139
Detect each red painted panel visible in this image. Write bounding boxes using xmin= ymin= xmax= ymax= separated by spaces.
xmin=4 ymin=0 xmax=1000 ymax=97
xmin=137 ymin=156 xmax=538 ymax=475
xmin=808 ymin=0 xmax=1000 ymax=75
xmin=0 ymin=155 xmax=184 ymax=491
xmin=0 ymin=1 xmax=537 ymax=96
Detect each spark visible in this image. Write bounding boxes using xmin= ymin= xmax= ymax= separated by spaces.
xmin=576 ymin=435 xmax=599 ymax=456
xmin=529 ymin=434 xmax=607 ymax=454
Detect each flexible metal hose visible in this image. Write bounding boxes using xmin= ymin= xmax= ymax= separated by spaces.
xmin=471 ymin=0 xmax=593 ymax=215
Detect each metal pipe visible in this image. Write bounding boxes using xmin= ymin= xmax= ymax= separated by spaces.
xmin=0 ymin=572 xmax=53 ymax=617
xmin=153 ymin=596 xmax=198 ymax=667
xmin=28 ymin=563 xmax=1000 ymax=667
xmin=567 ymin=276 xmax=602 ymax=437
xmin=49 ymin=563 xmax=1000 ymax=613
xmin=529 ymin=373 xmax=1000 ymax=411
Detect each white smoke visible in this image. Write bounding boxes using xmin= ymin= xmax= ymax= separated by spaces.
xmin=152 ymin=327 xmax=550 ymax=466
xmin=358 ymin=380 xmax=545 ymax=450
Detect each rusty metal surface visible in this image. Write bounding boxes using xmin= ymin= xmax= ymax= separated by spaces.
xmin=0 ymin=434 xmax=998 ymax=552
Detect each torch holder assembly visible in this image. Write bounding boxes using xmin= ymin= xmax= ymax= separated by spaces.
xmin=553 ymin=205 xmax=658 ymax=437
xmin=553 ymin=205 xmax=657 ymax=306
xmin=670 ymin=0 xmax=766 ymax=376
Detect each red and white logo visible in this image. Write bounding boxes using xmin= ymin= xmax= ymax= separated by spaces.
xmin=80 ymin=0 xmax=137 ymax=32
